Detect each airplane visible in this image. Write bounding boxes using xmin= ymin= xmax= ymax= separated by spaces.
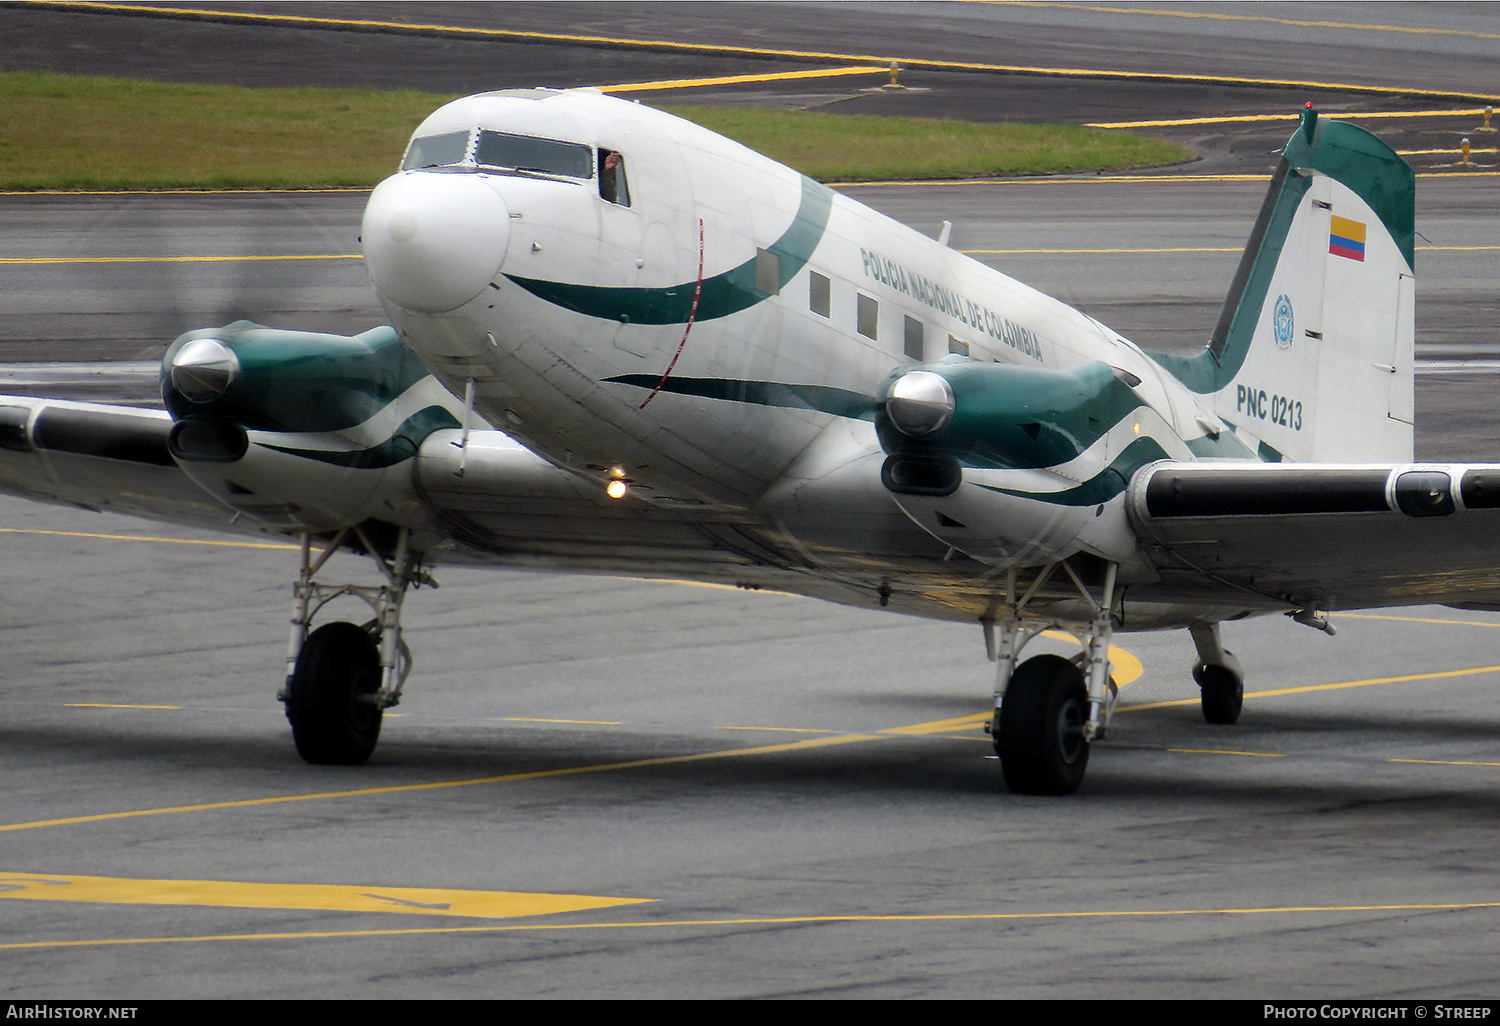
xmin=0 ymin=87 xmax=1468 ymax=796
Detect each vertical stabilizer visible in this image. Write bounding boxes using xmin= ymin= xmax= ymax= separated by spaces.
xmin=1151 ymin=108 xmax=1415 ymax=463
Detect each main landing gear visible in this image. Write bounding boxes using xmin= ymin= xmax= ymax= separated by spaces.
xmin=986 ymin=562 xmax=1119 ymax=796
xmin=278 ymin=526 xmax=432 ymax=764
xmin=1190 ymin=623 xmax=1244 ymax=726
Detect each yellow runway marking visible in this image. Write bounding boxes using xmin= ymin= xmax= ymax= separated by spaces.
xmin=0 ymin=254 xmax=360 ymax=265
xmin=0 ymin=872 xmax=649 ymax=920
xmin=989 ymin=2 xmax=1500 ymax=42
xmin=1122 ymin=663 xmax=1500 ymax=713
xmin=883 ymin=713 xmax=990 ymax=736
xmin=503 ymin=717 xmax=621 ymax=726
xmin=0 ymin=527 xmax=297 ymax=551
xmin=1337 ymin=612 xmax=1500 ymax=629
xmin=600 ymin=67 xmax=887 ymax=93
xmin=0 ymin=734 xmax=882 ymax=834
xmin=1391 ymin=759 xmax=1500 ymax=769
xmin=47 ymin=3 xmax=1499 ymax=104
xmin=965 ymin=245 xmax=1499 ymax=256
xmin=5 ymin=898 xmax=1498 ymax=951
xmin=66 ymin=704 xmax=181 ymax=711
xmin=965 ymin=246 xmax=1241 ymax=255
xmin=1168 ymin=748 xmax=1285 ymax=758
xmin=1091 ymin=109 xmax=1495 ymax=129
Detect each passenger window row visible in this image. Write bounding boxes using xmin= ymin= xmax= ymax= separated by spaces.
xmin=806 ymin=270 xmax=975 ymax=362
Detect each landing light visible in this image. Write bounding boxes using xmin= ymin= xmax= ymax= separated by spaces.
xmin=606 ymin=480 xmax=629 ymax=499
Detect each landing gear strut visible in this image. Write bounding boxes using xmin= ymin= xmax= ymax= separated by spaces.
xmin=1190 ymin=623 xmax=1244 ymax=725
xmin=278 ymin=525 xmax=433 ymax=764
xmin=986 ymin=561 xmax=1118 ymax=796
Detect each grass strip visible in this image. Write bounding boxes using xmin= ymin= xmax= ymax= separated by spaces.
xmin=0 ymin=71 xmax=1191 ymax=191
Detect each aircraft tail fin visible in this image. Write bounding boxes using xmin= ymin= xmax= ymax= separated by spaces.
xmin=1150 ymin=107 xmax=1415 ymax=463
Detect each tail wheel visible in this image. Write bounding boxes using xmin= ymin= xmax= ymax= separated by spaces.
xmin=995 ymin=654 xmax=1091 ymax=796
xmin=286 ymin=621 xmax=383 ymax=765
xmin=1196 ymin=664 xmax=1244 ymax=725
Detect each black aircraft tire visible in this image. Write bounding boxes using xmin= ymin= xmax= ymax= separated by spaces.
xmin=996 ymin=654 xmax=1091 ymax=796
xmin=1197 ymin=664 xmax=1244 ymax=725
xmin=286 ymin=621 xmax=383 ymax=765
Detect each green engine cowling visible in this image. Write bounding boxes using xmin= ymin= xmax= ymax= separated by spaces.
xmin=160 ymin=321 xmax=464 ymax=533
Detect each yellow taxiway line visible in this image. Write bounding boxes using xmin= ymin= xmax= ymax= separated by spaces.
xmin=0 ymin=733 xmax=884 ymax=834
xmin=0 ymin=254 xmax=360 ymax=265
xmin=36 ymin=2 xmax=1500 ymax=104
xmin=988 ymin=1 xmax=1500 ymax=42
xmin=1091 ymin=110 xmax=1498 ymax=129
xmin=6 ymin=245 xmax=1497 ymax=266
xmin=599 ymin=67 xmax=888 ymax=93
xmin=5 ymin=898 xmax=1500 ymax=951
xmin=0 ymin=527 xmax=297 ymax=551
xmin=1121 ymin=663 xmax=1500 ymax=713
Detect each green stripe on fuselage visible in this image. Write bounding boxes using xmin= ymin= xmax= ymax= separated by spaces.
xmin=604 ymin=374 xmax=879 ymax=419
xmin=505 ymin=176 xmax=834 ymax=325
xmin=974 ymin=436 xmax=1172 ymax=507
xmin=259 ymin=405 xmax=461 ymax=469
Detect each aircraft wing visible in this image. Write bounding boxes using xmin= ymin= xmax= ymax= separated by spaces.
xmin=0 ymin=397 xmax=247 ymax=533
xmin=1129 ymin=461 xmax=1500 ymax=612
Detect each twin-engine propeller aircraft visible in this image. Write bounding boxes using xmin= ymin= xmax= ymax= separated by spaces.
xmin=0 ymin=88 xmax=1473 ymax=794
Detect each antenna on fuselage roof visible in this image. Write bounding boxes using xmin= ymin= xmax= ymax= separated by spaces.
xmin=937 ymin=220 xmax=953 ymax=247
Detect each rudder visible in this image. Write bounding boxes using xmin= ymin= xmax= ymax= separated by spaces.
xmin=1151 ymin=107 xmax=1415 ymax=463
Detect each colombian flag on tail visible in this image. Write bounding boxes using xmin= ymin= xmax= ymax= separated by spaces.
xmin=1329 ymin=215 xmax=1366 ymax=262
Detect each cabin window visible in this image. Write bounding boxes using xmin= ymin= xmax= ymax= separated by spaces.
xmin=475 ymin=131 xmax=593 ymax=178
xmin=401 ymin=130 xmax=471 ymax=170
xmin=599 ymin=149 xmax=630 ymax=205
xmin=904 ymin=316 xmax=925 ymax=361
xmin=857 ymin=294 xmax=878 ymax=340
xmin=755 ymin=249 xmax=781 ymax=295
xmin=809 ymin=272 xmax=831 ymax=317
xmin=948 ymin=334 xmax=970 ymax=357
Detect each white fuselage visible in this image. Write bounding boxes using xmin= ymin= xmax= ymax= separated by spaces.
xmin=360 ymin=88 xmax=1243 ymax=621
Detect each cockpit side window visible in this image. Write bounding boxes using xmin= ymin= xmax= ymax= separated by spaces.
xmin=475 ymin=131 xmax=593 ymax=178
xmin=599 ymin=149 xmax=630 ymax=206
xmin=401 ymin=130 xmax=471 ymax=170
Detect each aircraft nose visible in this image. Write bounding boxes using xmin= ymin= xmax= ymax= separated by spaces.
xmin=362 ymin=172 xmax=511 ymax=314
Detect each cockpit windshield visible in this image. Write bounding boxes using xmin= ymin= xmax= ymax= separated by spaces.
xmin=475 ymin=130 xmax=593 ymax=179
xmin=400 ymin=130 xmax=471 ymax=170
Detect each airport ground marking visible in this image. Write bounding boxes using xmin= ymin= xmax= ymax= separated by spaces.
xmin=36 ymin=2 xmax=1500 ymax=104
xmin=0 ymin=527 xmax=297 ymax=551
xmin=1091 ymin=110 xmax=1497 ymax=129
xmin=1335 ymin=612 xmax=1500 ymax=630
xmin=0 ymin=871 xmax=650 ymax=920
xmin=599 ymin=67 xmax=887 ymax=93
xmin=964 ymin=245 xmax=1499 ymax=256
xmin=503 ymin=717 xmax=621 ymax=726
xmin=0 ymin=733 xmax=884 ymax=834
xmin=12 ymin=245 xmax=1492 ymax=268
xmin=65 ymin=703 xmax=181 ymax=710
xmin=5 ymin=897 xmax=1499 ymax=951
xmin=993 ymin=1 xmax=1500 ymax=42
xmin=1391 ymin=759 xmax=1500 ymax=769
xmin=1168 ymin=748 xmax=1285 ymax=758
xmin=0 ymin=254 xmax=360 ymax=265
xmin=1121 ymin=663 xmax=1500 ymax=713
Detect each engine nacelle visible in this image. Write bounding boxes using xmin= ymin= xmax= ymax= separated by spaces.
xmin=876 ymin=358 xmax=1149 ymax=567
xmin=160 ymin=322 xmax=464 ymax=533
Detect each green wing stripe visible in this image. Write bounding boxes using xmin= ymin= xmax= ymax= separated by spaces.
xmin=260 ymin=405 xmax=461 ymax=470
xmin=505 ymin=176 xmax=834 ymax=325
xmin=605 ymin=373 xmax=879 ymax=419
xmin=974 ymin=436 xmax=1172 ymax=507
